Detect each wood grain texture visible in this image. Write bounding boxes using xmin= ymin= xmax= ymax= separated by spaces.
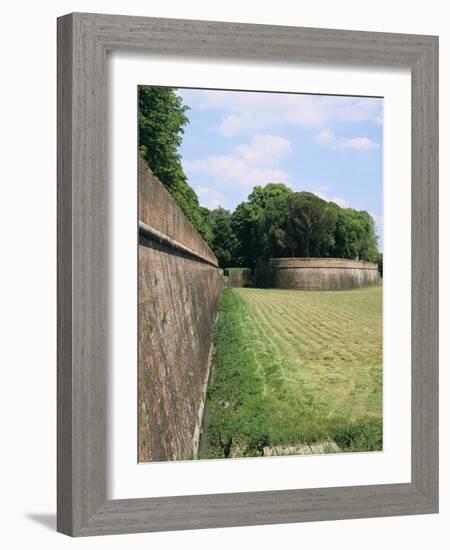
xmin=57 ymin=12 xmax=439 ymax=536
xmin=57 ymin=13 xmax=73 ymax=535
xmin=410 ymin=36 xmax=439 ymax=507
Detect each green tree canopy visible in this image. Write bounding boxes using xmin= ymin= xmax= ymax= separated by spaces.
xmin=139 ymin=86 xmax=213 ymax=244
xmin=231 ymin=183 xmax=293 ymax=266
xmin=333 ymin=208 xmax=379 ymax=262
xmin=138 ymin=86 xmax=379 ymax=267
xmin=285 ymin=192 xmax=338 ymax=258
xmin=209 ymin=208 xmax=238 ymax=268
xmin=231 ymin=186 xmax=379 ymax=267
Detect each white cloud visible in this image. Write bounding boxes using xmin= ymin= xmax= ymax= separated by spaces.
xmin=335 ymin=137 xmax=380 ymax=151
xmin=183 ymin=133 xmax=291 ymax=187
xmin=178 ymin=89 xmax=383 ymax=136
xmin=315 ymin=128 xmax=379 ymax=151
xmin=185 ymin=157 xmax=288 ymax=188
xmin=316 ymin=128 xmax=335 ymax=145
xmin=196 ymin=187 xmax=227 ymax=209
xmin=216 ymin=113 xmax=251 ymax=137
xmin=235 ymin=134 xmax=291 ymax=166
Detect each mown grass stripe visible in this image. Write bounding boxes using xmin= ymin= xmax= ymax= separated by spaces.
xmin=199 ymin=286 xmax=383 ymax=460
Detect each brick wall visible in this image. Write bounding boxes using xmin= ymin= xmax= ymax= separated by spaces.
xmin=138 ymin=159 xmax=222 ymax=462
xmin=256 ymin=257 xmax=379 ymax=290
xmin=223 ymin=268 xmax=252 ymax=288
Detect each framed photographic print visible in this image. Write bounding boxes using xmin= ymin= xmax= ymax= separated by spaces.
xmin=57 ymin=13 xmax=438 ymax=536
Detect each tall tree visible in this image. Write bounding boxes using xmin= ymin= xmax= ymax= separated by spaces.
xmin=355 ymin=210 xmax=379 ymax=262
xmin=231 ymin=183 xmax=292 ymax=267
xmin=138 ymin=86 xmax=379 ymax=263
xmin=286 ymin=192 xmax=337 ymax=258
xmin=332 ymin=208 xmax=378 ymax=261
xmin=230 ymin=185 xmax=378 ymax=266
xmin=230 ymin=201 xmax=262 ymax=268
xmin=138 ymin=86 xmax=213 ymax=244
xmin=209 ymin=208 xmax=238 ymax=268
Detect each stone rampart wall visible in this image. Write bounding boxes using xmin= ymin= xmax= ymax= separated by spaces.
xmin=138 ymin=159 xmax=222 ymax=462
xmin=256 ymin=257 xmax=379 ymax=290
xmin=223 ymin=268 xmax=252 ymax=288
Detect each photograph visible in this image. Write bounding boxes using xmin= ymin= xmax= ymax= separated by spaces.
xmin=1 ymin=1 xmax=442 ymax=543
xmin=138 ymin=86 xmax=383 ymax=462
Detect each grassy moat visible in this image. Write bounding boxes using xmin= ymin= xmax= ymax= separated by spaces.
xmin=199 ymin=285 xmax=383 ymax=459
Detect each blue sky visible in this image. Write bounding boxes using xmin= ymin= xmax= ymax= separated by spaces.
xmin=177 ymin=89 xmax=383 ymax=250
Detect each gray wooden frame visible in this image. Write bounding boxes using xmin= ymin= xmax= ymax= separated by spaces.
xmin=57 ymin=12 xmax=438 ymax=537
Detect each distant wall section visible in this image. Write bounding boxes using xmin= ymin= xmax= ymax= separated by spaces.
xmin=223 ymin=268 xmax=252 ymax=288
xmin=256 ymin=258 xmax=379 ymax=290
xmin=138 ymin=159 xmax=222 ymax=462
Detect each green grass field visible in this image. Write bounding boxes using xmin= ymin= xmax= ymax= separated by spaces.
xmin=199 ymin=285 xmax=383 ymax=459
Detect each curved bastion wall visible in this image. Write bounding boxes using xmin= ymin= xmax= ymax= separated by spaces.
xmin=256 ymin=258 xmax=379 ymax=290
